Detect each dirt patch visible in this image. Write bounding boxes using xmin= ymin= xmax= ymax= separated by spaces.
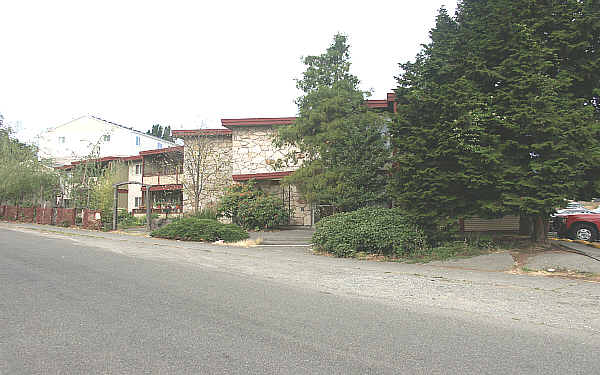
xmin=507 ymin=241 xmax=566 ymax=269
xmin=509 ymin=267 xmax=600 ymax=282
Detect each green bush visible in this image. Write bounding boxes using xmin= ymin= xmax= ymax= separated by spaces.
xmin=217 ymin=181 xmax=289 ymax=230
xmin=118 ymin=210 xmax=140 ymax=228
xmin=312 ymin=207 xmax=428 ymax=257
xmin=150 ymin=218 xmax=249 ymax=242
xmin=190 ymin=208 xmax=218 ymax=220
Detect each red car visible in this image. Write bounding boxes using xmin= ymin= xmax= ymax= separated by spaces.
xmin=551 ymin=212 xmax=600 ymax=241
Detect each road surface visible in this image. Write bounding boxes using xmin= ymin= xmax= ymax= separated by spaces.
xmin=1 ymin=226 xmax=599 ymax=374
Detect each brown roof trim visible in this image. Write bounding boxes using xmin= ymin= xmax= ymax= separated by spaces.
xmin=232 ymin=171 xmax=293 ymax=181
xmin=141 ymin=184 xmax=183 ymax=191
xmin=365 ymin=100 xmax=389 ymax=108
xmin=172 ymin=129 xmax=232 ymax=137
xmin=139 ymin=146 xmax=184 ymax=156
xmin=121 ymin=155 xmax=143 ymax=161
xmin=221 ymin=117 xmax=296 ymax=128
xmin=54 ymin=155 xmax=139 ymax=170
xmin=54 ymin=165 xmax=73 ymax=170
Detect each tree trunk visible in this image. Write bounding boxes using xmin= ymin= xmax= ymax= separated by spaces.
xmin=519 ymin=215 xmax=532 ymax=236
xmin=531 ymin=215 xmax=549 ymax=244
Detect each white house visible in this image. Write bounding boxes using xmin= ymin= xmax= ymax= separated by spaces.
xmin=38 ymin=115 xmax=177 ymax=166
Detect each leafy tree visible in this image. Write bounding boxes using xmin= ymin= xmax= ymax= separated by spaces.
xmin=65 ymin=137 xmax=105 ymax=207
xmin=0 ymin=113 xmax=59 ymax=205
xmin=275 ymin=34 xmax=390 ymax=211
xmin=182 ymin=133 xmax=231 ymax=213
xmin=390 ymin=2 xmax=600 ymax=242
xmin=146 ymin=123 xmax=173 ymax=142
xmin=89 ymin=161 xmax=123 ymax=226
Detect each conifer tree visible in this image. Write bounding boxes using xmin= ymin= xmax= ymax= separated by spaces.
xmin=391 ymin=1 xmax=600 ymax=242
xmin=275 ymin=34 xmax=390 ymax=211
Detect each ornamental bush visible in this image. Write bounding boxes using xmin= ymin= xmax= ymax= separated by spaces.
xmin=312 ymin=207 xmax=428 ymax=257
xmin=217 ymin=180 xmax=289 ymax=230
xmin=150 ymin=218 xmax=249 ymax=242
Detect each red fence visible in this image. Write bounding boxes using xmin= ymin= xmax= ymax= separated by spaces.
xmin=82 ymin=209 xmax=102 ymax=230
xmin=4 ymin=206 xmax=18 ymax=221
xmin=1 ymin=206 xmax=103 ymax=230
xmin=55 ymin=208 xmax=76 ymax=226
xmin=19 ymin=207 xmax=35 ymax=223
xmin=35 ymin=206 xmax=53 ymax=225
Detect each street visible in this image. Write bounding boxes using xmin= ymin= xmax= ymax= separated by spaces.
xmin=1 ymin=224 xmax=600 ymax=374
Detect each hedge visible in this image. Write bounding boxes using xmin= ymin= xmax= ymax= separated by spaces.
xmin=312 ymin=207 xmax=428 ymax=257
xmin=150 ymin=218 xmax=249 ymax=242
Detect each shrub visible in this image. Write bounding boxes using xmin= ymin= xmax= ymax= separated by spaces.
xmin=312 ymin=207 xmax=428 ymax=257
xmin=150 ymin=218 xmax=249 ymax=242
xmin=217 ymin=181 xmax=289 ymax=230
xmin=190 ymin=208 xmax=218 ymax=220
xmin=118 ymin=211 xmax=140 ymax=228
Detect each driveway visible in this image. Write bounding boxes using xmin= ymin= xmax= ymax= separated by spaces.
xmin=249 ymin=227 xmax=315 ymax=245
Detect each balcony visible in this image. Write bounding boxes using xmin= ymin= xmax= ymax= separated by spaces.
xmin=142 ymin=174 xmax=180 ymax=186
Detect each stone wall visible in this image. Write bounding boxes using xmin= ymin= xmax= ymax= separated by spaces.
xmin=178 ymin=127 xmax=313 ymax=225
xmin=181 ymin=135 xmax=233 ymax=212
xmin=231 ymin=127 xmax=299 ymax=175
xmin=256 ymin=180 xmax=312 ymax=226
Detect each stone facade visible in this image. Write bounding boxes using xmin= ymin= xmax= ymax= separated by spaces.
xmin=176 ymin=123 xmax=312 ymax=226
xmin=181 ymin=134 xmax=233 ymax=212
xmin=257 ymin=180 xmax=311 ymax=226
xmin=231 ymin=127 xmax=298 ymax=175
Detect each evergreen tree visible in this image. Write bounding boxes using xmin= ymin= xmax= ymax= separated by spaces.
xmin=146 ymin=124 xmax=173 ymax=142
xmin=275 ymin=34 xmax=390 ymax=211
xmin=391 ymin=1 xmax=600 ymax=242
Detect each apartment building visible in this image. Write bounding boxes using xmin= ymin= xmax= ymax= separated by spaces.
xmin=39 ymin=116 xmax=177 ymax=166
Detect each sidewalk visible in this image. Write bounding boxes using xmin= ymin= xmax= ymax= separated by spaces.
xmin=425 ymin=240 xmax=600 ymax=275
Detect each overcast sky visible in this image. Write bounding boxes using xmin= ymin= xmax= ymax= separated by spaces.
xmin=0 ymin=0 xmax=457 ymax=142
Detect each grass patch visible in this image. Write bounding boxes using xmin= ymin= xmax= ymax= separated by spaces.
xmin=315 ymin=240 xmax=495 ymax=263
xmin=314 ymin=234 xmax=502 ymax=263
xmin=399 ymin=241 xmax=494 ymax=263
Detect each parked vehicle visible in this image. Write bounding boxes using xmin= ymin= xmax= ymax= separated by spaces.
xmin=551 ymin=213 xmax=600 ymax=241
xmin=565 ymin=202 xmax=584 ymax=209
xmin=555 ymin=208 xmax=594 ymax=215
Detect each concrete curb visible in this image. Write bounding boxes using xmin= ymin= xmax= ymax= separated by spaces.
xmin=550 ymin=237 xmax=600 ymax=249
xmin=550 ymin=238 xmax=600 ymax=262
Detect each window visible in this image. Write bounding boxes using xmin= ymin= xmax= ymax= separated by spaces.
xmin=135 ymin=197 xmax=143 ymax=207
xmin=58 ymin=136 xmax=65 ymax=143
xmin=135 ymin=164 xmax=141 ymax=175
xmin=157 ymin=142 xmax=162 ymax=149
xmin=136 ymin=136 xmax=141 ymax=146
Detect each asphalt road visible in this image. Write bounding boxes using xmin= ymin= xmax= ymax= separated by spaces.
xmin=1 ymin=228 xmax=600 ymax=374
